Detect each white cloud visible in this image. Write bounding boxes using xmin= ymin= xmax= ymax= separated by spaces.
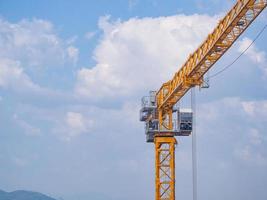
xmin=199 ymin=98 xmax=267 ymax=124
xmin=242 ymin=101 xmax=255 ymax=116
xmin=66 ymin=35 xmax=78 ymax=44
xmin=53 ymin=111 xmax=94 ymax=141
xmin=0 ymin=18 xmax=68 ymax=68
xmin=241 ymin=99 xmax=267 ymax=119
xmin=13 ymin=114 xmax=41 ymax=136
xmin=238 ymin=37 xmax=267 ymax=76
xmin=234 ymin=127 xmax=267 ymax=166
xmin=20 ymin=99 xmax=139 ymax=142
xmin=85 ymin=31 xmax=96 ymax=40
xmin=12 ymin=157 xmax=28 ymax=167
xmin=198 ymin=97 xmax=267 ymax=167
xmin=0 ymin=58 xmax=61 ymax=98
xmin=0 ymin=58 xmax=40 ymax=92
xmin=66 ymin=112 xmax=87 ymax=134
xmin=0 ymin=58 xmax=66 ymax=100
xmin=0 ymin=18 xmax=79 ymax=94
xmin=128 ymin=0 xmax=138 ymax=10
xmin=0 ymin=18 xmax=87 ymax=108
xmin=234 ymin=145 xmax=267 ymax=167
xmin=75 ymin=14 xmax=219 ymax=99
xmin=248 ymin=128 xmax=262 ymax=145
xmin=75 ymin=64 xmax=121 ymax=98
xmin=67 ymin=46 xmax=79 ymax=64
xmin=234 ymin=145 xmax=252 ymax=161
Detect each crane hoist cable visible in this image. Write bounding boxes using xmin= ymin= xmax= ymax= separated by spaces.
xmin=209 ymin=23 xmax=267 ymax=78
xmin=190 ymin=23 xmax=267 ymax=200
xmin=191 ymin=87 xmax=197 ymax=200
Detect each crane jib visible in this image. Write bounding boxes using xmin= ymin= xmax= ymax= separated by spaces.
xmin=156 ymin=0 xmax=267 ymax=113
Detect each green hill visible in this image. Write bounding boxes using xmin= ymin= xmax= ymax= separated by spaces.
xmin=0 ymin=190 xmax=57 ymax=200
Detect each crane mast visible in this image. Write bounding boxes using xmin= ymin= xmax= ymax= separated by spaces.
xmin=139 ymin=0 xmax=267 ymax=200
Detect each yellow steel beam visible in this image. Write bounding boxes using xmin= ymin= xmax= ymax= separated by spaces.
xmin=156 ymin=0 xmax=267 ymax=129
xmin=155 ymin=136 xmax=177 ymax=200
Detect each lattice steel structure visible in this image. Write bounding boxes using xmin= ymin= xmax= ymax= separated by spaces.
xmin=139 ymin=1 xmax=266 ymax=200
xmin=157 ymin=0 xmax=267 ymax=131
xmin=155 ymin=137 xmax=177 ymax=200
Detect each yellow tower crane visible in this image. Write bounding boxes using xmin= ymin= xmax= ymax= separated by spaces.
xmin=139 ymin=0 xmax=267 ymax=200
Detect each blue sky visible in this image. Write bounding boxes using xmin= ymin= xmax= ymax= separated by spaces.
xmin=0 ymin=1 xmax=267 ymax=200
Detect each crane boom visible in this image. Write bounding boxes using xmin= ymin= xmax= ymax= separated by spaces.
xmin=139 ymin=1 xmax=266 ymax=200
xmin=157 ymin=0 xmax=267 ymax=130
